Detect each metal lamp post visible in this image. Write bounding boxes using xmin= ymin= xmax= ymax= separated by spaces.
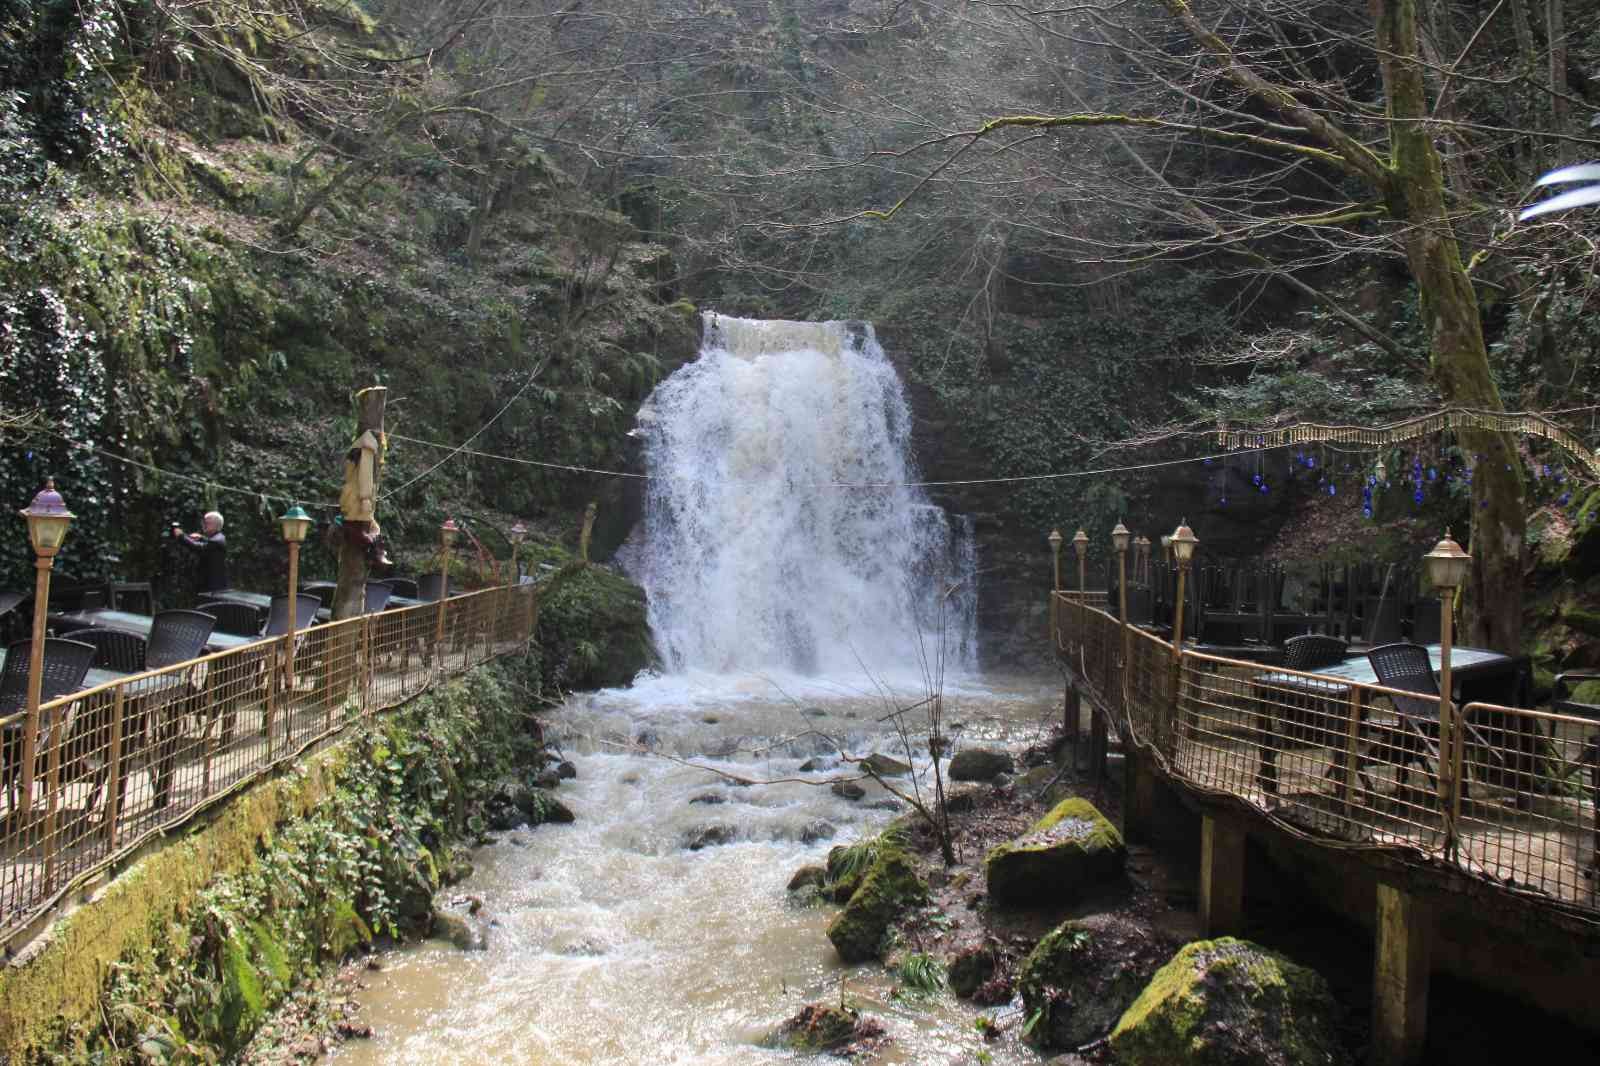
xmin=509 ymin=520 xmax=528 ymax=583
xmin=1073 ymin=528 xmax=1089 ymax=604
xmin=17 ymin=480 xmax=73 ymax=823
xmin=1169 ymin=520 xmax=1199 ymax=655
xmin=1112 ymin=521 xmax=1133 ymax=695
xmin=1048 ymin=529 xmax=1063 ymax=644
xmin=1423 ymin=530 xmax=1472 ymax=829
xmin=435 ymin=518 xmax=460 ymax=662
xmin=277 ymin=506 xmax=312 ymax=701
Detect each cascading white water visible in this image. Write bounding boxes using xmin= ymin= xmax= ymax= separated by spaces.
xmin=625 ymin=315 xmax=977 ymax=679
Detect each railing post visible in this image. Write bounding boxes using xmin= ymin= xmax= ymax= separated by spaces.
xmin=359 ymin=614 xmax=371 ymax=715
xmin=104 ymin=686 xmax=125 ymax=849
xmin=43 ymin=699 xmax=65 ymax=889
xmin=1342 ymin=688 xmax=1365 ymax=818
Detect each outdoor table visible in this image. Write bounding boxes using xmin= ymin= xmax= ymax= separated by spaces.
xmin=48 ymin=609 xmax=260 ymax=653
xmin=207 ymin=589 xmax=332 ymax=625
xmin=1249 ymin=645 xmax=1535 ymax=799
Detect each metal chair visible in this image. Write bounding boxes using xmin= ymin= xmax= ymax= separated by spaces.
xmin=1253 ymin=635 xmax=1351 ymax=796
xmin=364 ymin=583 xmax=394 ymax=614
xmin=1366 ymin=642 xmax=1503 ymax=797
xmin=0 ymin=638 xmax=96 ymax=813
xmin=57 ymin=630 xmax=147 ymax=795
xmin=264 ymin=594 xmax=321 ymax=637
xmin=196 ymin=600 xmax=265 ymax=638
xmin=66 ymin=628 xmax=147 ymax=673
xmin=417 ymin=573 xmax=447 ymax=602
xmin=143 ymin=611 xmax=216 ymax=808
xmin=384 ymin=577 xmax=419 ymax=600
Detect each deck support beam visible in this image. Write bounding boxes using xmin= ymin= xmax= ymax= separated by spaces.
xmin=1123 ymin=747 xmax=1157 ymax=844
xmin=1199 ymin=814 xmax=1245 ymax=935
xmin=1372 ymin=882 xmax=1432 ymax=1066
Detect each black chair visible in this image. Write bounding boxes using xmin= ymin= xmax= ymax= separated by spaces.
xmin=57 ymin=630 xmax=147 ymax=795
xmin=196 ymin=600 xmax=265 ymax=638
xmin=1366 ymin=642 xmax=1503 ymax=798
xmin=142 ymin=611 xmax=216 ymax=807
xmin=384 ymin=577 xmax=419 ymax=600
xmin=416 ymin=574 xmax=447 ymax=602
xmin=364 ymin=583 xmax=394 ymax=614
xmin=67 ymin=628 xmax=147 ymax=673
xmin=0 ymin=637 xmax=96 ymax=813
xmin=1253 ymin=635 xmax=1351 ymax=796
xmin=264 ymin=594 xmax=321 ymax=637
xmin=106 ymin=580 xmax=154 ymax=615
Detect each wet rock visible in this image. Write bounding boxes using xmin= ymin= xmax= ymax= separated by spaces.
xmin=1109 ymin=938 xmax=1351 ymax=1066
xmin=825 ymin=847 xmax=928 ymax=962
xmin=432 ymin=908 xmax=488 ymax=952
xmin=798 ymin=757 xmax=825 ymax=772
xmin=620 ymin=772 xmax=641 ymax=785
xmin=1020 ymin=918 xmax=1154 ymax=1050
xmin=867 ymin=799 xmax=903 ymax=812
xmin=830 ymin=781 xmax=866 ymax=801
xmin=950 ymin=749 xmax=1015 ymax=781
xmin=534 ymin=769 xmax=563 ymax=790
xmin=788 ymin=865 xmax=828 ymax=892
xmin=484 ymin=783 xmax=530 ymax=830
xmin=985 ymin=798 xmax=1125 ymax=907
xmin=689 ymin=791 xmax=727 ymax=805
xmin=519 ymin=788 xmax=576 ymax=826
xmin=800 ymin=819 xmax=837 ymax=844
xmin=802 ymin=706 xmax=828 ymax=718
xmin=945 ymin=786 xmax=983 ymax=814
xmin=948 ymin=943 xmax=1000 ymax=999
xmin=701 ymin=715 xmax=720 ymax=724
xmin=557 ymin=760 xmax=577 ymax=779
xmin=438 ymin=848 xmax=475 ymax=887
xmin=773 ymin=1003 xmax=887 ymax=1055
xmin=507 ymin=834 xmax=528 ymax=847
xmin=683 ymin=824 xmax=738 ymax=850
xmin=635 ymin=729 xmax=661 ymax=750
xmin=861 ymin=753 xmax=912 ymax=776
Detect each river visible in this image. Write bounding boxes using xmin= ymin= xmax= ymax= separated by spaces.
xmin=332 ymin=669 xmax=1060 ymax=1065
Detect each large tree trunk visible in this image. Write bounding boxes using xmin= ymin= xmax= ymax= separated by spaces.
xmin=1548 ymin=0 xmax=1570 ymax=132
xmin=1371 ymin=0 xmax=1526 ymax=653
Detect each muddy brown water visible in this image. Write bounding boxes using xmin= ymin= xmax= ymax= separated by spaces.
xmin=331 ymin=671 xmax=1063 ymax=1065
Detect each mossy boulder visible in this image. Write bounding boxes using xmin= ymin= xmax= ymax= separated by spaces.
xmin=984 ymin=798 xmax=1125 ymax=906
xmin=1109 ymin=938 xmax=1351 ymax=1066
xmin=950 ymin=748 xmax=1015 ymax=781
xmin=537 ymin=563 xmax=658 ymax=689
xmin=773 ymin=1003 xmax=887 ymax=1055
xmin=825 ymin=849 xmax=928 ymax=962
xmin=1018 ymin=918 xmax=1158 ymax=1050
xmin=947 ymin=943 xmax=999 ymax=999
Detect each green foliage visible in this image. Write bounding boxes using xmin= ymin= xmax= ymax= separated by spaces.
xmin=893 ymin=953 xmax=947 ymax=998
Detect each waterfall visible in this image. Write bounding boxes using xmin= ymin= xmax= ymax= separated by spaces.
xmin=624 ymin=315 xmax=977 ymax=680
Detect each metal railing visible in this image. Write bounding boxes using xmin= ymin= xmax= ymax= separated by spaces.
xmin=1054 ymin=592 xmax=1600 ymax=917
xmin=0 ymin=582 xmax=539 ymax=947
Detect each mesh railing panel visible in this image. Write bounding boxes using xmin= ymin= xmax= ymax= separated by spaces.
xmin=0 ymin=582 xmax=538 ymax=946
xmin=1053 ymin=592 xmax=1600 ymax=918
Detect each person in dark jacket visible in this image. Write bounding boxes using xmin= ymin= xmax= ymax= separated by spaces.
xmin=172 ymin=510 xmax=229 ymax=595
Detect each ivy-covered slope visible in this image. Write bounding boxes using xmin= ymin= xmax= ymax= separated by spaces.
xmin=0 ymin=0 xmax=696 ymax=600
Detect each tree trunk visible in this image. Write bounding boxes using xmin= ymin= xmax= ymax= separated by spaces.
xmin=334 ymin=387 xmax=388 ymax=621
xmin=1548 ymin=0 xmax=1569 ymax=132
xmin=1371 ymin=0 xmax=1526 ymax=653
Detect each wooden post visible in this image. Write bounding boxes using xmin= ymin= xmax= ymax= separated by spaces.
xmin=334 ymin=386 xmax=387 ymax=622
xmin=579 ymin=501 xmax=598 ymax=562
xmin=1123 ymin=748 xmax=1157 ymax=844
xmin=1199 ymin=814 xmax=1245 ymax=935
xmin=1372 ymin=882 xmax=1432 ymax=1066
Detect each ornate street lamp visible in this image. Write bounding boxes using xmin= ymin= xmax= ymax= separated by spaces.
xmin=1073 ymin=528 xmax=1089 ymax=604
xmin=1169 ymin=519 xmax=1199 ymax=655
xmin=1112 ymin=520 xmax=1132 ymax=677
xmin=277 ymin=506 xmax=312 ymax=703
xmin=1423 ymin=530 xmax=1472 ymax=825
xmin=435 ymin=518 xmax=460 ymax=661
xmin=509 ymin=520 xmax=528 ymax=583
xmin=17 ymin=479 xmax=74 ymax=822
xmin=1048 ymin=529 xmax=1063 ymax=644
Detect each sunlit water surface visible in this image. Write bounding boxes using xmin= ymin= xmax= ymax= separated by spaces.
xmin=333 ymin=670 xmax=1062 ymax=1066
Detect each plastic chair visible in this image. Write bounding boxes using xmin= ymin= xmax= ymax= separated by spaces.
xmin=66 ymin=628 xmax=147 ymax=673
xmin=1366 ymin=642 xmax=1502 ymax=796
xmin=147 ymin=610 xmax=216 ymax=669
xmin=417 ymin=574 xmax=447 ymax=602
xmin=196 ymin=600 xmax=265 ymax=638
xmin=57 ymin=630 xmax=147 ymax=792
xmin=1252 ymin=635 xmax=1350 ymax=796
xmin=0 ymin=637 xmax=96 ymax=812
xmin=264 ymin=594 xmax=321 ymax=637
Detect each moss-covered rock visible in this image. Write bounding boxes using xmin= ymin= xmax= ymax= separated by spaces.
xmin=1109 ymin=938 xmax=1351 ymax=1066
xmin=773 ymin=1003 xmax=888 ymax=1055
xmin=1018 ymin=918 xmax=1157 ymax=1050
xmin=984 ymin=798 xmax=1125 ymax=906
xmin=536 ymin=563 xmax=657 ymax=689
xmin=947 ymin=943 xmax=999 ymax=999
xmin=949 ymin=748 xmax=1015 ymax=781
xmin=825 ymin=849 xmax=928 ymax=963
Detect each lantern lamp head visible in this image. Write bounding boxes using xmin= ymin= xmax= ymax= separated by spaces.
xmin=1423 ymin=529 xmax=1472 ymax=593
xmin=440 ymin=518 xmax=461 ymax=548
xmin=1111 ymin=520 xmax=1132 ymax=554
xmin=278 ymin=505 xmax=313 ymax=544
xmin=1048 ymin=528 xmax=1063 ymax=553
xmin=1170 ymin=519 xmax=1199 ymax=567
xmin=509 ymin=520 xmax=528 ymax=546
xmin=1072 ymin=528 xmax=1089 ymax=560
xmin=20 ymin=478 xmax=74 ymax=556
